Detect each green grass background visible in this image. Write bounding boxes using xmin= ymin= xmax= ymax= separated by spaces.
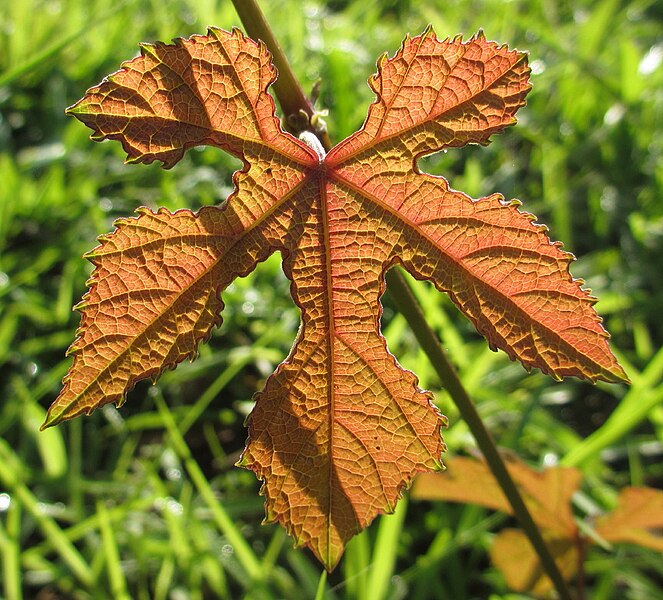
xmin=1 ymin=0 xmax=662 ymax=598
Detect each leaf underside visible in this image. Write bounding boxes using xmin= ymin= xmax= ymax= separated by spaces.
xmin=412 ymin=455 xmax=584 ymax=594
xmin=47 ymin=26 xmax=628 ymax=569
xmin=412 ymin=457 xmax=663 ymax=594
xmin=595 ymin=487 xmax=663 ymax=552
xmin=412 ymin=456 xmax=582 ymax=536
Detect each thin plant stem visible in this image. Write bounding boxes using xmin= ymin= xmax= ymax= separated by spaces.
xmin=230 ymin=0 xmax=333 ymax=150
xmin=232 ymin=2 xmax=573 ymax=598
xmin=366 ymin=495 xmax=408 ymax=600
xmin=0 ymin=501 xmax=22 ymax=600
xmin=97 ymin=500 xmax=131 ymax=600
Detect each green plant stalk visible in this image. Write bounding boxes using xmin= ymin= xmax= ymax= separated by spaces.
xmin=233 ymin=3 xmax=572 ymax=598
xmin=0 ymin=501 xmax=22 ymax=600
xmin=343 ymin=531 xmax=370 ymax=599
xmin=230 ymin=0 xmax=333 ymax=150
xmin=154 ymin=556 xmax=176 ymax=600
xmin=314 ymin=570 xmax=328 ymax=600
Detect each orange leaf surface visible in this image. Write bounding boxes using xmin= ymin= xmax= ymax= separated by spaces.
xmin=490 ymin=529 xmax=579 ymax=597
xmin=413 ymin=456 xmax=583 ymax=596
xmin=412 ymin=456 xmax=582 ymax=536
xmin=595 ymin=487 xmax=663 ymax=552
xmin=48 ymin=27 xmax=627 ymax=569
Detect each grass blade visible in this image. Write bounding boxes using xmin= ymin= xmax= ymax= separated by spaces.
xmin=153 ymin=392 xmax=263 ymax=582
xmin=0 ymin=440 xmax=94 ymax=588
xmin=97 ymin=500 xmax=131 ymax=600
xmin=366 ymin=496 xmax=408 ymax=600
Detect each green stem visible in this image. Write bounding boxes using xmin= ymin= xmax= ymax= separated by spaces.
xmin=97 ymin=501 xmax=131 ymax=600
xmin=230 ymin=0 xmax=333 ymax=150
xmin=367 ymin=495 xmax=409 ymax=600
xmin=232 ymin=3 xmax=573 ymax=599
xmin=314 ymin=570 xmax=328 ymax=600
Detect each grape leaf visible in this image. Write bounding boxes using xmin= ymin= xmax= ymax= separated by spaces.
xmin=46 ymin=26 xmax=627 ymax=569
xmin=490 ymin=529 xmax=579 ymax=597
xmin=412 ymin=455 xmax=582 ymax=536
xmin=595 ymin=487 xmax=663 ymax=552
xmin=412 ymin=456 xmax=583 ymax=595
xmin=413 ymin=459 xmax=663 ymax=595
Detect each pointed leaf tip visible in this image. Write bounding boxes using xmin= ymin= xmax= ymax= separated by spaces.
xmin=40 ymin=415 xmax=56 ymax=431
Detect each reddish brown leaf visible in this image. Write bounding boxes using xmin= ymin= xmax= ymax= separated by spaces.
xmin=48 ymin=26 xmax=627 ymax=569
xmin=490 ymin=529 xmax=579 ymax=597
xmin=595 ymin=487 xmax=663 ymax=552
xmin=412 ymin=456 xmax=582 ymax=536
xmin=413 ymin=456 xmax=583 ymax=596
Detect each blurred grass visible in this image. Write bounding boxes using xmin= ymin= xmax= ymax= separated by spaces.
xmin=1 ymin=0 xmax=662 ymax=598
